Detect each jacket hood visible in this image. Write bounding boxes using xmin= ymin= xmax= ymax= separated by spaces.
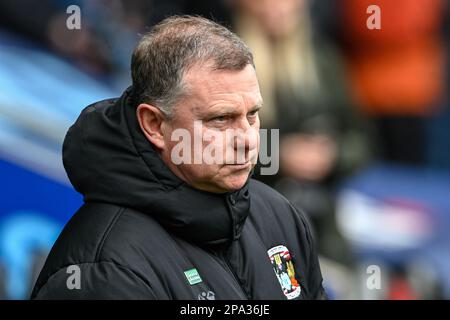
xmin=63 ymin=87 xmax=250 ymax=246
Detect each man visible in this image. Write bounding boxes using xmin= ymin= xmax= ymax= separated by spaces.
xmin=31 ymin=16 xmax=327 ymax=300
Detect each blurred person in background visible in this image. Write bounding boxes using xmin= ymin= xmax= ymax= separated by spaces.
xmin=231 ymin=0 xmax=373 ymax=271
xmin=338 ymin=0 xmax=448 ymax=166
xmin=0 ymin=0 xmax=153 ymax=89
xmin=0 ymin=0 xmax=111 ymax=75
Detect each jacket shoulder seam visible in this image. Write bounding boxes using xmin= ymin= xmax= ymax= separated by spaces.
xmin=94 ymin=206 xmax=126 ymax=262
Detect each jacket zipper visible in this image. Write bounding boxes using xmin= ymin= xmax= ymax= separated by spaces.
xmin=218 ymin=194 xmax=251 ymax=299
xmin=209 ymin=248 xmax=249 ymax=300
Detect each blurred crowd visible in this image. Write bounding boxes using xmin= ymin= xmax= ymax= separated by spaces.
xmin=0 ymin=0 xmax=449 ymax=299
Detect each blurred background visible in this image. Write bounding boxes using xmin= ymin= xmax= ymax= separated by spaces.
xmin=0 ymin=0 xmax=449 ymax=299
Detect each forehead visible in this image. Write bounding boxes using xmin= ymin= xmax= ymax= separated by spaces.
xmin=183 ymin=63 xmax=262 ymax=110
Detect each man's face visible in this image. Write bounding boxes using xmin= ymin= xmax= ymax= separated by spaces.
xmin=160 ymin=63 xmax=262 ymax=193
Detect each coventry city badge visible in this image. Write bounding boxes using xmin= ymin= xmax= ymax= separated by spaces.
xmin=267 ymin=245 xmax=301 ymax=299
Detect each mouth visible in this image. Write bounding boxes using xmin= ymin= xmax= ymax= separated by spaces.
xmin=226 ymin=161 xmax=252 ymax=170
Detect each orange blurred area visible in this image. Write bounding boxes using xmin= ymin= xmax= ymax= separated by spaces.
xmin=340 ymin=0 xmax=447 ymax=115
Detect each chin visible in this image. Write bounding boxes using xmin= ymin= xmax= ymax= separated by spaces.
xmin=220 ymin=173 xmax=250 ymax=192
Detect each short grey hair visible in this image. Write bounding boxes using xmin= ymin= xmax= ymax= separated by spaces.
xmin=130 ymin=15 xmax=255 ymax=118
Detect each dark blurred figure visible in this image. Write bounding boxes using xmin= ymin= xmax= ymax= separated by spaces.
xmin=338 ymin=0 xmax=448 ymax=166
xmin=2 ymin=0 xmax=111 ymax=75
xmin=0 ymin=0 xmax=153 ymax=88
xmin=0 ymin=0 xmax=234 ymax=88
xmin=149 ymin=0 xmax=232 ymax=26
xmin=230 ymin=0 xmax=372 ymax=265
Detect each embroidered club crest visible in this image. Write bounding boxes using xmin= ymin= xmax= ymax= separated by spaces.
xmin=267 ymin=245 xmax=301 ymax=299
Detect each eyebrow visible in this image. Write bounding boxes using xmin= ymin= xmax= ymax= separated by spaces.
xmin=200 ymin=100 xmax=264 ymax=118
xmin=250 ymin=101 xmax=263 ymax=112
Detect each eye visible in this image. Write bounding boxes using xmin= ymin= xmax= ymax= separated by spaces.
xmin=211 ymin=115 xmax=229 ymax=123
xmin=247 ymin=109 xmax=259 ymax=122
xmin=248 ymin=110 xmax=259 ymax=117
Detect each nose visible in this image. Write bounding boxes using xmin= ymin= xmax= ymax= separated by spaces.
xmin=234 ymin=127 xmax=258 ymax=151
xmin=232 ymin=120 xmax=259 ymax=163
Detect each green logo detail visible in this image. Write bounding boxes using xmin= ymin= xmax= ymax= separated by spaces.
xmin=184 ymin=268 xmax=202 ymax=285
